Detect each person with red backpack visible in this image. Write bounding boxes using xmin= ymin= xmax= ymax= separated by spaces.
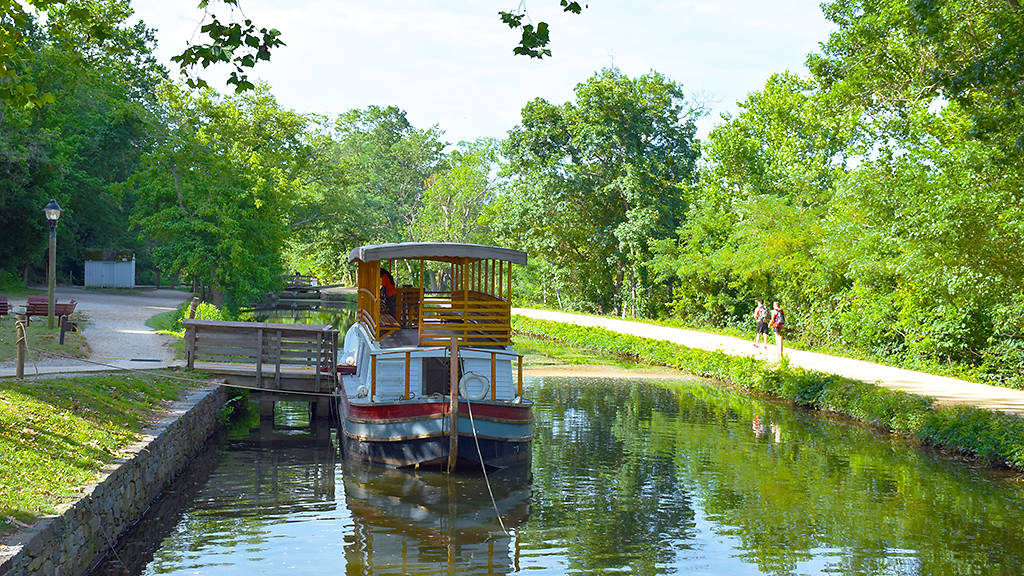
xmin=770 ymin=301 xmax=786 ymax=352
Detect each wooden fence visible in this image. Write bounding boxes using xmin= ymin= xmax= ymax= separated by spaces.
xmin=184 ymin=319 xmax=338 ymax=394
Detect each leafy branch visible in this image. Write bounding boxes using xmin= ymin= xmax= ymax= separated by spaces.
xmin=499 ymin=0 xmax=584 ymax=58
xmin=170 ymin=0 xmax=284 ymax=93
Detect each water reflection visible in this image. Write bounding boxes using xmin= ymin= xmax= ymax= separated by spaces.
xmin=526 ymin=377 xmax=1024 ymax=576
xmin=246 ymin=304 xmax=355 ymax=333
xmin=90 ymin=423 xmax=339 ymax=575
xmin=343 ymin=464 xmax=530 ymax=574
xmin=89 ymin=375 xmax=1024 ymax=576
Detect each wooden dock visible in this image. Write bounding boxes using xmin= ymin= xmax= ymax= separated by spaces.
xmin=183 ymin=319 xmax=339 ymax=418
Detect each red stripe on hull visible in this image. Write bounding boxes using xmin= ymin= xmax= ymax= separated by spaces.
xmin=347 ymin=400 xmax=531 ymax=421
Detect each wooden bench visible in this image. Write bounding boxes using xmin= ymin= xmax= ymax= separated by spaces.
xmin=55 ymin=300 xmax=77 ymax=317
xmin=0 ymin=295 xmax=10 ymax=320
xmin=23 ymin=296 xmax=77 ymax=324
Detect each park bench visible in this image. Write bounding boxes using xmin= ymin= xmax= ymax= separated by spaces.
xmin=23 ymin=296 xmax=77 ymax=324
xmin=0 ymin=295 xmax=10 ymax=320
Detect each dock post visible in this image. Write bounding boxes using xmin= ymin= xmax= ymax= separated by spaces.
xmin=312 ymin=397 xmax=331 ymax=443
xmin=15 ymin=318 xmax=26 ymax=380
xmin=260 ymin=395 xmax=275 ymax=423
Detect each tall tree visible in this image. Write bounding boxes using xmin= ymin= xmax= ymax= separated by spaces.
xmin=285 ymin=106 xmax=445 ymax=282
xmin=489 ymin=68 xmax=702 ymax=315
xmin=652 ymin=72 xmax=857 ymax=325
xmin=412 ymin=138 xmax=498 ymax=244
xmin=129 ymin=84 xmax=310 ymax=311
xmin=0 ymin=10 xmax=164 ymax=284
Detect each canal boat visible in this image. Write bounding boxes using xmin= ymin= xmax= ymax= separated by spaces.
xmin=337 ymin=242 xmax=531 ymax=470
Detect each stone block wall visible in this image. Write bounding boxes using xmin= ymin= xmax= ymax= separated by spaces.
xmin=0 ymin=384 xmax=226 ymax=576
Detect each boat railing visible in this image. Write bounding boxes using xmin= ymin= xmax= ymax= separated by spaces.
xmin=366 ymin=345 xmax=523 ymax=403
xmin=395 ymin=287 xmax=420 ymax=328
xmin=418 ymin=290 xmax=512 ymax=347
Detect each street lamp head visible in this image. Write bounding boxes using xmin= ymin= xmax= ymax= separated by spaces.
xmin=43 ymin=198 xmax=63 ymax=222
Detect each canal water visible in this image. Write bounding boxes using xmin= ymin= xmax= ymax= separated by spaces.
xmin=88 ymin=373 xmax=1024 ymax=576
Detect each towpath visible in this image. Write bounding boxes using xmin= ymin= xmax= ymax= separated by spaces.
xmin=514 ymin=308 xmax=1024 ymax=417
xmin=0 ymin=287 xmax=188 ymax=378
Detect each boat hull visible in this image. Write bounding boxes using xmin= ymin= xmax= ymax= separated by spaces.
xmin=339 ymin=397 xmax=532 ymax=469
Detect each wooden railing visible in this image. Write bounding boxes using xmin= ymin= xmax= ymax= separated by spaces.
xmin=366 ymin=345 xmax=523 ymax=403
xmin=184 ymin=319 xmax=338 ymax=392
xmin=461 ymin=346 xmax=524 ymax=400
xmin=418 ymin=291 xmax=512 ymax=346
xmin=395 ymin=287 xmax=420 ymax=327
xmin=283 ymin=274 xmax=319 ymax=290
xmin=357 ymin=287 xmax=383 ymax=339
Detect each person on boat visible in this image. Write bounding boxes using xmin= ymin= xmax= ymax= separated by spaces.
xmin=380 ymin=268 xmax=397 ymax=317
xmin=770 ymin=301 xmax=786 ymax=351
xmin=753 ymin=299 xmax=770 ymax=348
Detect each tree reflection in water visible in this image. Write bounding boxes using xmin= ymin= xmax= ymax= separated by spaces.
xmin=89 ymin=376 xmax=1024 ymax=576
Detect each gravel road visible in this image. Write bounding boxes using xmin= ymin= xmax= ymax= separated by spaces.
xmin=0 ymin=287 xmax=189 ymax=378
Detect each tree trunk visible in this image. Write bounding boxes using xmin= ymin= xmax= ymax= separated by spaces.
xmin=614 ymin=262 xmax=625 ymax=316
xmin=210 ymin=267 xmax=225 ymax=308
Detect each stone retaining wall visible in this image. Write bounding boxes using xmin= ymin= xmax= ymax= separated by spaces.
xmin=0 ymin=384 xmax=226 ymax=576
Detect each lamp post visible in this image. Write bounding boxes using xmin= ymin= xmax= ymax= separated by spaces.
xmin=43 ymin=198 xmax=62 ymax=329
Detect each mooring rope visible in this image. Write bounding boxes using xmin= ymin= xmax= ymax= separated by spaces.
xmin=464 ymin=396 xmax=510 ymax=536
xmin=12 ymin=319 xmax=42 ymax=376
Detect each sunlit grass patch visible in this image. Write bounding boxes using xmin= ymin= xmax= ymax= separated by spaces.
xmin=0 ymin=371 xmax=192 ymax=536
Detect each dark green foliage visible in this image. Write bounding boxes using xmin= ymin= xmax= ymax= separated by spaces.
xmin=170 ymin=4 xmax=284 ymax=93
xmin=0 ymin=11 xmax=165 ymax=286
xmin=514 ymin=316 xmax=1024 ymax=470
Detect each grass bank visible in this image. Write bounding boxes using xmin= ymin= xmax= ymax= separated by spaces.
xmin=144 ymin=301 xmax=228 ymax=361
xmin=514 ymin=315 xmax=1024 ymax=472
xmin=0 ymin=371 xmax=195 ymax=537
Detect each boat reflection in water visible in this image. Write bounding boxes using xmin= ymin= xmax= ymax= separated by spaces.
xmin=342 ymin=462 xmax=531 ymax=575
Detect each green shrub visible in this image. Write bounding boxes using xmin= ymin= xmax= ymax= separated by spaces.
xmin=158 ymin=300 xmax=229 ymax=338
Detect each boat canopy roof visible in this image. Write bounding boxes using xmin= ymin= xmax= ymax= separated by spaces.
xmin=348 ymin=242 xmax=527 ymax=265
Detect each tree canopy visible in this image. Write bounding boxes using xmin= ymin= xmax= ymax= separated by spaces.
xmin=489 ymin=68 xmax=702 ymax=315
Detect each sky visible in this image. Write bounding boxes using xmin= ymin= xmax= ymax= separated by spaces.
xmin=130 ymin=1 xmax=834 ymax=143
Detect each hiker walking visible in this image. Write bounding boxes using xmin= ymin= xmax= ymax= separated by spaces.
xmin=753 ymin=299 xmax=770 ymax=348
xmin=770 ymin=301 xmax=786 ymax=354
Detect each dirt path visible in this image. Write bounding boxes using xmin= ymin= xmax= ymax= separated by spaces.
xmin=0 ymin=287 xmax=189 ymax=378
xmin=515 ymin=308 xmax=1024 ymax=416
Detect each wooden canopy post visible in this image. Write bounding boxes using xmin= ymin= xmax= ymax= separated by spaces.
xmin=447 ymin=336 xmax=459 ymax=473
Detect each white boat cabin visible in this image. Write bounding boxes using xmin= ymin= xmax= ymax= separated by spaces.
xmin=342 ymin=242 xmax=528 ymax=404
